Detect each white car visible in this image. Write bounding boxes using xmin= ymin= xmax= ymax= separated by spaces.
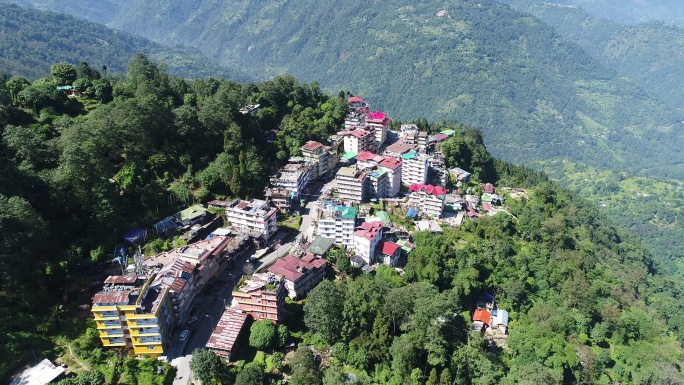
xmin=187 ymin=316 xmax=198 ymax=325
xmin=179 ymin=329 xmax=190 ymax=342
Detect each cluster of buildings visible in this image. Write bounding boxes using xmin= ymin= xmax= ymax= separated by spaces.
xmin=91 ymin=234 xmax=247 ymax=358
xmin=89 ymin=94 xmax=517 ymax=362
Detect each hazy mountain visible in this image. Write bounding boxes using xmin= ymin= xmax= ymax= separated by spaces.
xmin=0 ymin=3 xmax=249 ymax=81
xmin=501 ymin=1 xmax=684 ymax=112
xmin=3 ymin=0 xmax=683 ymax=180
xmin=516 ymin=0 xmax=684 ymax=26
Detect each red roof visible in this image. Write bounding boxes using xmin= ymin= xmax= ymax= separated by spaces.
xmin=473 ymin=309 xmax=491 ymax=324
xmin=433 ymin=133 xmax=449 ymax=142
xmin=268 ymin=255 xmax=326 ymax=283
xmin=378 ymin=157 xmax=402 ymax=169
xmin=301 ymin=141 xmax=323 ymax=151
xmin=206 ymin=309 xmax=250 ymax=357
xmin=353 ymin=221 xmax=383 ymax=241
xmin=367 ymin=111 xmax=387 ymax=121
xmin=482 ymin=202 xmax=492 ymax=211
xmin=348 ymin=96 xmax=364 ymax=103
xmin=407 ymin=184 xmax=447 ymax=197
xmin=355 ymin=151 xmax=377 ymax=161
xmin=484 ymin=183 xmax=495 ymax=194
xmin=104 ymin=275 xmax=138 ymax=285
xmin=347 ymin=130 xmax=370 ymax=139
xmin=376 ymin=240 xmax=401 ymax=256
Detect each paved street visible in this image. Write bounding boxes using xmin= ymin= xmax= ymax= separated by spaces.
xmin=168 ymin=177 xmax=335 ymax=383
xmin=169 ymin=252 xmax=249 ymax=385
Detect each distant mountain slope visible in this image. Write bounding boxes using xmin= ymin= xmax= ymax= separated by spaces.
xmin=502 ymin=0 xmax=684 ymax=112
xmin=3 ymin=0 xmax=684 ymax=180
xmin=0 ymin=3 xmax=249 ymax=81
xmin=515 ymin=0 xmax=684 ymax=26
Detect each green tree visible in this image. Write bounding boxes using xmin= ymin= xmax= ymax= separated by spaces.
xmin=304 ymin=280 xmax=344 ymax=344
xmin=51 ymin=62 xmax=78 ymax=85
xmin=189 ymin=348 xmax=227 ymax=384
xmin=426 ymin=368 xmax=439 ymax=385
xmin=290 ymin=347 xmax=322 ymax=385
xmin=235 ymin=362 xmax=264 ymax=385
xmin=249 ymin=320 xmax=276 ymax=350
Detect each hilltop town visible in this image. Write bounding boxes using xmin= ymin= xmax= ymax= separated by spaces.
xmin=83 ymin=96 xmax=519 ymax=384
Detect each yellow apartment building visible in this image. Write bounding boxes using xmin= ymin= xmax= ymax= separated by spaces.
xmin=91 ymin=274 xmax=174 ymax=357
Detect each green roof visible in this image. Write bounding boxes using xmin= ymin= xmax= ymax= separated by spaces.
xmin=440 ymin=129 xmax=455 ymax=136
xmin=396 ymin=239 xmax=415 ymax=253
xmin=335 ymin=205 xmax=357 ymax=219
xmin=308 ymin=236 xmax=334 ymax=255
xmin=56 ymin=85 xmax=72 ymax=90
xmin=176 ymin=204 xmax=208 ymax=221
xmin=402 ymin=150 xmax=417 ymax=160
xmin=343 ymin=151 xmax=357 ymax=160
xmin=365 ymin=212 xmax=391 ymax=224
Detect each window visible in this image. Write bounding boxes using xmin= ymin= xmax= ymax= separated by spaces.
xmin=148 ymin=346 xmax=156 ymax=350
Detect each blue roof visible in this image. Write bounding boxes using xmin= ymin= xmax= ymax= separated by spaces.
xmin=406 ymin=208 xmax=418 ymax=218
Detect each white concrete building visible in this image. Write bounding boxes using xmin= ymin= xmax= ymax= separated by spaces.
xmin=401 ymin=151 xmax=429 ymax=186
xmin=274 ymin=162 xmax=316 ymax=197
xmin=300 ymin=141 xmax=333 ymax=178
xmin=336 ymin=167 xmax=367 ymax=203
xmin=366 ymin=111 xmax=390 ymax=147
xmin=341 ymin=129 xmax=377 ymax=154
xmin=378 ymin=157 xmax=402 ymax=197
xmin=407 ymin=184 xmax=447 ymax=219
xmin=317 ymin=204 xmax=357 ymax=248
xmin=225 ymin=199 xmax=278 ymax=240
xmin=352 ymin=221 xmax=383 ymax=265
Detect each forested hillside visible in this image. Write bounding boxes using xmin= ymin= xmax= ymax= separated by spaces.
xmin=0 ymin=54 xmax=347 ymax=379
xmin=513 ymin=0 xmax=684 ymax=26
xmin=4 ymin=0 xmax=684 ymax=181
xmin=502 ymin=0 xmax=684 ymax=111
xmin=1 ymin=56 xmax=684 ymax=384
xmin=0 ymin=3 xmax=248 ymax=81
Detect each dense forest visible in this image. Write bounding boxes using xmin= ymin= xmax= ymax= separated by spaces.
xmin=2 ymin=56 xmax=684 ymax=384
xmin=4 ymin=0 xmax=684 ymax=181
xmin=0 ymin=54 xmax=347 ymax=379
xmin=0 ymin=3 xmax=248 ymax=81
xmin=513 ymin=0 xmax=684 ymax=26
xmin=502 ymin=0 xmax=684 ymax=111
xmin=537 ymin=160 xmax=684 ymax=268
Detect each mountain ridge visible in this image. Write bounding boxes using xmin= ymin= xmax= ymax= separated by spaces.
xmin=0 ymin=3 xmax=250 ymax=81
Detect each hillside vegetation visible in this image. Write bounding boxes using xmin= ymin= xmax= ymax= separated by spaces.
xmin=502 ymin=0 xmax=684 ymax=111
xmin=537 ymin=160 xmax=684 ymax=266
xmin=1 ymin=56 xmax=683 ymax=384
xmin=0 ymin=3 xmax=248 ymax=81
xmin=4 ymin=0 xmax=684 ymax=181
xmin=516 ymin=0 xmax=684 ymax=26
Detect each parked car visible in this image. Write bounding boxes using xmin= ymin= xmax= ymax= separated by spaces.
xmin=179 ymin=329 xmax=190 ymax=341
xmin=187 ymin=316 xmax=198 ymax=325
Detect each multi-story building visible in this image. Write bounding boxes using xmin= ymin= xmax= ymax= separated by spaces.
xmin=384 ymin=138 xmax=417 ymax=159
xmin=376 ymin=240 xmax=402 ymax=267
xmin=336 ymin=167 xmax=367 ymax=203
xmin=407 ymin=184 xmax=447 ymax=219
xmin=92 ymin=274 xmax=174 ymax=358
xmin=355 ymin=151 xmax=385 ymax=170
xmin=206 ymin=309 xmax=251 ymax=361
xmin=268 ymin=254 xmax=327 ymax=299
xmin=366 ymin=111 xmax=390 ymax=147
xmin=378 ymin=157 xmax=402 ymax=197
xmin=273 ymin=162 xmax=316 ymax=197
xmin=300 ymin=141 xmax=333 ymax=179
xmin=341 ymin=129 xmax=377 ymax=154
xmin=317 ymin=204 xmax=357 ymax=248
xmin=345 ymin=112 xmax=366 ymax=129
xmin=401 ymin=151 xmax=429 ymax=186
xmin=225 ymin=199 xmax=278 ymax=240
xmin=368 ymin=169 xmax=389 ymax=199
xmin=151 ymin=259 xmax=197 ymax=324
xmin=265 ymin=187 xmax=292 ymax=212
xmin=231 ymin=272 xmax=286 ymax=323
xmin=352 ymin=222 xmax=384 ymax=265
xmin=348 ymin=96 xmax=370 ymax=114
xmin=174 ymin=236 xmax=233 ymax=289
